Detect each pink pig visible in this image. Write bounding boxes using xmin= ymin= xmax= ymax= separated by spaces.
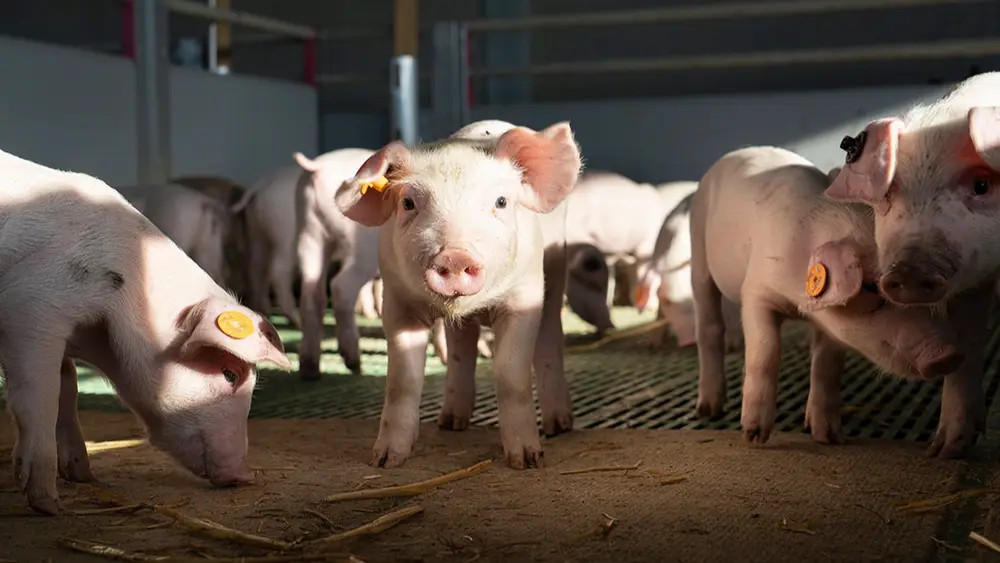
xmin=333 ymin=121 xmax=582 ymax=469
xmin=691 ymin=146 xmax=964 ymax=447
xmin=826 ymin=72 xmax=1000 ymax=457
xmin=0 ymin=149 xmax=291 ymax=515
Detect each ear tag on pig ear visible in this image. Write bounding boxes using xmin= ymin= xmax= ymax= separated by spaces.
xmin=359 ymin=176 xmax=389 ymax=196
xmin=216 ymin=311 xmax=254 ymax=340
xmin=805 ymin=263 xmax=828 ymax=298
xmin=840 ymin=130 xmax=867 ymax=164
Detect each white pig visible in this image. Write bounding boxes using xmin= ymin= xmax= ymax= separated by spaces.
xmin=825 ymin=72 xmax=1000 ymax=457
xmin=691 ymin=146 xmax=964 ymax=447
xmin=333 ymin=120 xmax=581 ymax=469
xmin=0 ymin=149 xmax=291 ymax=515
xmin=642 ymin=189 xmax=743 ymax=350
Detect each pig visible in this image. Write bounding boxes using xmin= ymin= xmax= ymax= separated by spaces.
xmin=561 ymin=174 xmax=698 ymax=324
xmin=641 ymin=190 xmax=743 ymax=350
xmin=333 ymin=120 xmax=581 ymax=469
xmin=824 ymin=73 xmax=1000 ymax=457
xmin=355 ymin=277 xmax=382 ymax=319
xmin=690 ymin=146 xmax=965 ymax=447
xmin=231 ymin=167 xmax=304 ymax=329
xmin=565 ymin=242 xmax=615 ymax=334
xmin=0 ymin=149 xmax=291 ymax=515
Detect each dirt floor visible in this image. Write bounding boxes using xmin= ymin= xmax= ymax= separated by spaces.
xmin=3 ymin=413 xmax=1000 ymax=563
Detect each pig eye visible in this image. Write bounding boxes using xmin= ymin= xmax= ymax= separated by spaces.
xmin=495 ymin=196 xmax=507 ymax=209
xmin=401 ymin=197 xmax=415 ymax=211
xmin=222 ymin=368 xmax=239 ymax=386
xmin=972 ymin=176 xmax=991 ymax=196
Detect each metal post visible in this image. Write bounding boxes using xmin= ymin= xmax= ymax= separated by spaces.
xmin=134 ymin=0 xmax=172 ymax=188
xmin=389 ymin=55 xmax=419 ymax=145
xmin=431 ymin=22 xmax=469 ymax=140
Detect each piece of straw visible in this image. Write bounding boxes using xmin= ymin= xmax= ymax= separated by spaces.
xmin=151 ymin=504 xmax=295 ymax=551
xmin=565 ymin=319 xmax=670 ymax=353
xmin=325 ymin=460 xmax=492 ymax=502
xmin=895 ymin=488 xmax=998 ymax=514
xmin=305 ymin=506 xmax=425 ymax=547
xmin=57 ymin=537 xmax=360 ymax=562
xmin=970 ymin=531 xmax=1000 ymax=554
xmin=559 ymin=460 xmax=643 ymax=476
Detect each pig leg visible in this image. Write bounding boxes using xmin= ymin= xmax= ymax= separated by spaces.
xmin=56 ymin=357 xmax=94 ymax=483
xmin=691 ymin=266 xmax=728 ymax=418
xmin=534 ymin=245 xmax=574 ymax=437
xmin=740 ymin=303 xmax=785 ymax=444
xmin=928 ymin=289 xmax=990 ymax=459
xmin=722 ymin=299 xmax=745 ymax=352
xmin=269 ymin=252 xmax=302 ymax=329
xmin=430 ymin=319 xmax=448 ymax=362
xmin=371 ymin=291 xmax=431 ymax=468
xmin=296 ymin=233 xmax=331 ymax=380
xmin=372 ymin=277 xmax=384 ymax=317
xmin=804 ymin=328 xmax=845 ymax=445
xmin=494 ymin=304 xmax=545 ymax=469
xmin=356 ymin=279 xmax=378 ymax=319
xmin=4 ymin=336 xmax=64 ymax=515
xmin=437 ymin=319 xmax=481 ymax=431
xmin=477 ymin=335 xmax=493 ymax=359
xmin=329 ymin=256 xmax=378 ymax=376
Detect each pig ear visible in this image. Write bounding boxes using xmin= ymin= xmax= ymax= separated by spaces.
xmin=334 ymin=143 xmax=410 ymax=227
xmin=824 ymin=118 xmax=902 ymax=212
xmin=496 ymin=122 xmax=582 ymax=214
xmin=176 ymin=297 xmax=292 ymax=372
xmin=968 ymin=106 xmax=1000 ymax=171
xmin=797 ymin=240 xmax=864 ymax=314
xmin=294 ymin=152 xmax=321 ymax=173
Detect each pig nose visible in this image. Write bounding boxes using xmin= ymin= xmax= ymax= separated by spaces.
xmin=916 ymin=345 xmax=965 ymax=380
xmin=425 ymin=249 xmax=485 ymax=297
xmin=879 ymin=265 xmax=948 ymax=305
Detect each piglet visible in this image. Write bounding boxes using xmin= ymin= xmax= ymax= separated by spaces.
xmin=0 ymin=149 xmax=291 ymax=515
xmin=825 ymin=72 xmax=1000 ymax=457
xmin=691 ymin=146 xmax=964 ymax=446
xmin=334 ymin=121 xmax=582 ymax=469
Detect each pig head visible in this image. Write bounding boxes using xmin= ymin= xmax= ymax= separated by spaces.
xmin=566 ymin=242 xmax=614 ymax=333
xmin=825 ymin=72 xmax=1000 ymax=305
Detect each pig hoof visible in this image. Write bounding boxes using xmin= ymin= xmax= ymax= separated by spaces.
xmin=370 ymin=444 xmax=411 ymax=468
xmin=59 ymin=457 xmax=96 ymax=483
xmin=298 ymin=358 xmax=321 ymax=381
xmin=344 ymin=359 xmax=362 ymax=377
xmin=695 ymin=396 xmax=726 ymax=420
xmin=804 ymin=407 xmax=844 ymax=445
xmin=742 ymin=426 xmax=771 ymax=445
xmin=27 ymin=494 xmax=60 ymax=516
xmin=927 ymin=428 xmax=978 ymax=460
xmin=542 ymin=412 xmax=574 ymax=437
xmin=437 ymin=411 xmax=471 ymax=431
xmin=505 ymin=447 xmax=544 ymax=470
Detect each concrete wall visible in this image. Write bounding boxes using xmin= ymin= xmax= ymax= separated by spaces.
xmin=322 ymin=81 xmax=951 ymax=185
xmin=0 ymin=34 xmax=317 ymax=188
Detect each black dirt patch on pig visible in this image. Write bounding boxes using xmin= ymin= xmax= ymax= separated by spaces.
xmin=105 ymin=270 xmax=125 ymax=290
xmin=68 ymin=261 xmax=89 ymax=282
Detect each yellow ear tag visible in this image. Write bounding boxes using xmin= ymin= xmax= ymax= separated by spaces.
xmin=805 ymin=263 xmax=828 ymax=298
xmin=359 ymin=176 xmax=389 ymax=195
xmin=216 ymin=311 xmax=254 ymax=340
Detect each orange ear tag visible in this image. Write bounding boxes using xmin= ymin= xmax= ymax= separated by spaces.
xmin=216 ymin=311 xmax=254 ymax=340
xmin=634 ymin=284 xmax=650 ymax=310
xmin=805 ymin=263 xmax=828 ymax=298
xmin=360 ymin=176 xmax=389 ymax=196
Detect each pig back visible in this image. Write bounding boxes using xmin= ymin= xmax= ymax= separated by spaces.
xmin=564 ymin=171 xmax=665 ymax=256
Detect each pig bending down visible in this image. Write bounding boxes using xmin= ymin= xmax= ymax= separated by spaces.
xmin=690 ymin=146 xmax=964 ymax=446
xmin=825 ymin=72 xmax=1000 ymax=457
xmin=565 ymin=243 xmax=615 ymax=334
xmin=334 ymin=120 xmax=581 ymax=468
xmin=0 ymin=150 xmax=291 ymax=515
xmin=643 ymin=190 xmax=743 ymax=350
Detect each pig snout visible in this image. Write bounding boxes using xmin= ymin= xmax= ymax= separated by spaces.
xmin=879 ymin=263 xmax=950 ymax=305
xmin=878 ymin=236 xmax=960 ymax=305
xmin=208 ymin=464 xmax=256 ymax=487
xmin=425 ymin=248 xmax=485 ymax=297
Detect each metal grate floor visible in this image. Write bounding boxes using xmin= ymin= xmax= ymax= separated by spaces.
xmin=7 ymin=307 xmax=1000 ymax=448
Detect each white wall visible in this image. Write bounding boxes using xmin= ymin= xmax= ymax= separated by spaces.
xmin=323 ymin=82 xmax=955 ymax=185
xmin=0 ymin=34 xmax=318 ymax=188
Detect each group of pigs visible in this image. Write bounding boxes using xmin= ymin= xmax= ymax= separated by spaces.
xmin=5 ymin=72 xmax=1000 ymax=517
